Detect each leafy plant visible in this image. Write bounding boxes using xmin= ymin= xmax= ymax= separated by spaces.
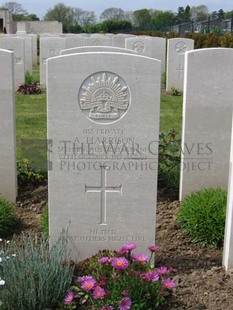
xmin=17 ymin=158 xmax=47 ymax=186
xmin=158 ymin=130 xmax=181 ymax=194
xmin=177 ymin=188 xmax=227 ymax=247
xmin=0 ymin=197 xmax=18 ymax=237
xmin=25 ymin=71 xmax=38 ymax=84
xmin=65 ymin=243 xmax=176 ymax=309
xmin=17 ymin=82 xmax=42 ymax=95
xmin=0 ymin=234 xmax=74 ymax=310
xmin=169 ymin=87 xmax=182 ymax=96
xmin=40 ymin=207 xmax=49 ymax=237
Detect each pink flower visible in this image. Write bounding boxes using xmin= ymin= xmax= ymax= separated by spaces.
xmin=98 ymin=257 xmax=109 ymax=264
xmin=118 ymin=243 xmax=136 ymax=255
xmin=162 ymin=278 xmax=175 ymax=290
xmin=64 ymin=291 xmax=75 ymax=305
xmin=157 ymin=266 xmax=169 ymax=275
xmin=118 ymin=297 xmax=132 ymax=310
xmin=77 ymin=275 xmax=94 ymax=283
xmin=93 ymin=286 xmax=106 ymax=299
xmin=131 ymin=253 xmax=149 ymax=263
xmin=148 ymin=245 xmax=160 ymax=252
xmin=101 ymin=305 xmax=114 ymax=310
xmin=111 ymin=257 xmax=129 ymax=270
xmin=122 ymin=290 xmax=129 ymax=296
xmin=144 ymin=270 xmax=159 ymax=282
xmin=81 ymin=278 xmax=96 ymax=291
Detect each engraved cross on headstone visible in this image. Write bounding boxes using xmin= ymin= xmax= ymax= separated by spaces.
xmin=85 ymin=165 xmax=122 ymax=225
xmin=176 ymin=64 xmax=184 ymax=79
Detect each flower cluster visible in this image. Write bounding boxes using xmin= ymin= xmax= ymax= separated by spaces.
xmin=64 ymin=243 xmax=176 ymax=309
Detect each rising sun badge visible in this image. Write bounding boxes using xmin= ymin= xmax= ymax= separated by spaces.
xmin=78 ymin=71 xmax=130 ymax=124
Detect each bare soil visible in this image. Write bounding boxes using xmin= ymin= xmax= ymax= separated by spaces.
xmin=13 ymin=183 xmax=233 ymax=310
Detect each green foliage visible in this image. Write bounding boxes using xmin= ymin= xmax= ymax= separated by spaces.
xmin=220 ymin=33 xmax=233 ymax=47
xmin=40 ymin=207 xmax=49 ymax=237
xmin=151 ymin=11 xmax=176 ymax=32
xmin=25 ymin=71 xmax=38 ymax=84
xmin=17 ymin=72 xmax=41 ymax=95
xmin=0 ymin=197 xmax=18 ymax=237
xmin=17 ymin=158 xmax=46 ymax=186
xmin=175 ymin=5 xmax=191 ymax=23
xmin=13 ymin=13 xmax=40 ymax=21
xmin=158 ymin=131 xmax=181 ymax=194
xmin=100 ymin=19 xmax=132 ymax=33
xmin=0 ymin=234 xmax=74 ymax=310
xmin=133 ymin=9 xmax=152 ymax=30
xmin=177 ymin=188 xmax=227 ymax=247
xmin=170 ymin=87 xmax=182 ymax=96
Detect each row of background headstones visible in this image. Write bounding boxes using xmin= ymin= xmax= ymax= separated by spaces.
xmin=0 ymin=32 xmax=194 ymax=91
xmin=39 ymin=34 xmax=194 ymax=88
xmin=0 ymin=34 xmax=37 ymax=89
xmin=1 ymin=36 xmax=233 ymax=269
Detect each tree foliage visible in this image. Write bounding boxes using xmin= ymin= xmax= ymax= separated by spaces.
xmin=100 ymin=19 xmax=132 ymax=33
xmin=2 ymin=1 xmax=27 ymax=15
xmin=151 ymin=11 xmax=176 ymax=31
xmin=100 ymin=7 xmax=125 ymax=21
xmin=44 ymin=2 xmax=96 ymax=32
xmin=190 ymin=5 xmax=209 ymax=21
xmin=133 ymin=9 xmax=152 ymax=29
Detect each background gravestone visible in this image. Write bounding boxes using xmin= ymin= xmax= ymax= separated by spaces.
xmin=125 ymin=36 xmax=166 ymax=73
xmin=83 ymin=37 xmax=112 ymax=46
xmin=0 ymin=48 xmax=17 ymax=202
xmin=0 ymin=36 xmax=25 ymax=89
xmin=40 ymin=37 xmax=66 ymax=86
xmin=47 ymin=52 xmax=161 ymax=260
xmin=180 ymin=48 xmax=233 ymax=200
xmin=166 ymin=38 xmax=194 ymax=91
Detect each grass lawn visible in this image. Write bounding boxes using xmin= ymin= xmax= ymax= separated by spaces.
xmin=15 ymin=67 xmax=183 ymax=170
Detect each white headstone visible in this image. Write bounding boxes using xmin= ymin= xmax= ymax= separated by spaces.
xmin=60 ymin=46 xmax=137 ymax=56
xmin=22 ymin=36 xmax=33 ymax=73
xmin=180 ymin=48 xmax=233 ymax=200
xmin=0 ymin=49 xmax=17 ymax=202
xmin=0 ymin=37 xmax=25 ymax=89
xmin=66 ymin=36 xmax=84 ymax=49
xmin=47 ymin=52 xmax=161 ymax=260
xmin=166 ymin=38 xmax=194 ymax=91
xmin=113 ymin=34 xmax=135 ymax=48
xmin=125 ymin=36 xmax=166 ymax=73
xmin=40 ymin=37 xmax=66 ymax=85
xmin=223 ymin=113 xmax=233 ymax=270
xmin=84 ymin=37 xmax=112 ymax=46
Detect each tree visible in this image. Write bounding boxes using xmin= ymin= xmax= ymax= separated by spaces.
xmin=71 ymin=8 xmax=96 ymax=26
xmin=100 ymin=19 xmax=132 ymax=32
xmin=151 ymin=10 xmax=176 ymax=31
xmin=2 ymin=1 xmax=27 ymax=15
xmin=13 ymin=13 xmax=40 ymax=21
xmin=176 ymin=5 xmax=191 ymax=24
xmin=133 ymin=9 xmax=151 ymax=29
xmin=44 ymin=3 xmax=97 ymax=32
xmin=225 ymin=10 xmax=233 ymax=19
xmin=190 ymin=5 xmax=209 ymax=21
xmin=44 ymin=3 xmax=73 ymax=23
xmin=100 ymin=7 xmax=125 ymax=21
xmin=217 ymin=9 xmax=225 ymax=19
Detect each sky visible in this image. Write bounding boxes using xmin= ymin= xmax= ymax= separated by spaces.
xmin=3 ymin=0 xmax=233 ymax=20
